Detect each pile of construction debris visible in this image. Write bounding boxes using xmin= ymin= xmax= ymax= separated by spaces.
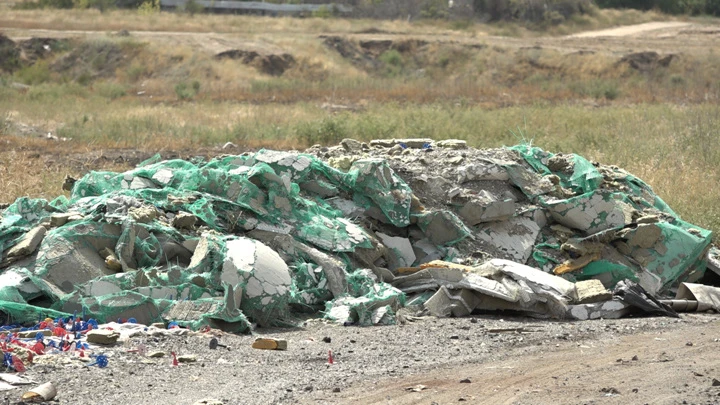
xmin=1 ymin=139 xmax=719 ymax=332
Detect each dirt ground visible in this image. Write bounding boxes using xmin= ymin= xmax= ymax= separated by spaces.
xmin=3 ymin=314 xmax=718 ymax=405
xmin=2 ymin=20 xmax=719 ymax=59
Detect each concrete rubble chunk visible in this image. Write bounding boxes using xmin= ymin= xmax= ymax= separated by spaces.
xmin=457 ymin=159 xmax=511 ymax=183
xmin=435 ymin=139 xmax=467 ymax=149
xmin=6 ymin=226 xmax=46 ymax=258
xmin=377 ymin=232 xmax=416 ymax=269
xmin=340 ymin=138 xmax=363 ymax=152
xmin=476 ymin=217 xmax=540 ymax=263
xmin=575 ymin=279 xmax=612 ymax=304
xmin=370 ymin=138 xmax=433 ymax=149
xmin=49 ymin=213 xmax=81 ymax=227
xmin=86 ymin=329 xmax=121 ymax=345
xmin=172 ymin=212 xmax=197 ymax=229
xmin=480 ymin=259 xmax=578 ymax=302
xmin=416 ymin=210 xmax=471 ymax=246
xmin=456 ymin=190 xmax=516 ymax=225
xmin=547 ymin=193 xmax=634 ymax=234
xmin=568 ymin=299 xmax=630 ymax=320
xmin=424 ymin=286 xmax=479 ymax=317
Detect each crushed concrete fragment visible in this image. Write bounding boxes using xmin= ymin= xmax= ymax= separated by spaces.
xmin=575 ymin=279 xmax=612 ymax=304
xmin=86 ymin=329 xmax=121 ymax=345
xmin=6 ymin=225 xmax=46 ymax=258
xmin=376 ymin=232 xmax=416 ymax=268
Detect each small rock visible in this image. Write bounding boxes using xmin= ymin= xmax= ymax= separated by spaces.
xmin=713 ymin=378 xmax=720 ymax=387
xmin=333 ymin=387 xmax=341 ymax=393
xmin=631 ymin=355 xmax=639 ymax=361
xmin=460 ymin=378 xmax=472 ymax=383
xmin=147 ymin=351 xmax=165 ymax=358
xmin=450 ymin=335 xmax=459 ymax=340
xmin=322 ymin=337 xmax=332 ymax=343
xmin=193 ymin=400 xmax=223 ymax=405
xmin=686 ymin=342 xmax=694 ymax=346
xmin=86 ymin=329 xmax=120 ymax=345
xmin=303 ymin=386 xmax=313 ymax=392
xmin=177 ymin=354 xmax=197 ymax=363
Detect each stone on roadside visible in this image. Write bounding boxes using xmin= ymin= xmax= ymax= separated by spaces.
xmin=86 ymin=329 xmax=121 ymax=345
xmin=252 ymin=338 xmax=288 ymax=350
xmin=177 ymin=354 xmax=197 ymax=363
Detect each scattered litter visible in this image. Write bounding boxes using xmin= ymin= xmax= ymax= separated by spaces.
xmin=21 ymin=382 xmax=57 ymax=401
xmin=405 ymin=384 xmax=427 ymax=392
xmin=209 ymin=337 xmax=229 ymax=350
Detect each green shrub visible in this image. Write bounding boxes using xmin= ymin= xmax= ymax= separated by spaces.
xmin=296 ymin=117 xmax=348 ymax=146
xmin=96 ymin=82 xmax=127 ymax=99
xmin=174 ymin=80 xmax=200 ymax=100
xmin=137 ymin=0 xmax=159 ymax=14
xmin=14 ymin=62 xmax=51 ymax=85
xmin=183 ymin=0 xmax=204 ymax=15
xmin=312 ymin=5 xmax=333 ymax=18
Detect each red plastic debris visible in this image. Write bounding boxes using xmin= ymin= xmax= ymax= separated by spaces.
xmin=32 ymin=341 xmax=45 ymax=355
xmin=12 ymin=356 xmax=25 ymax=373
xmin=328 ymin=350 xmax=334 ymax=365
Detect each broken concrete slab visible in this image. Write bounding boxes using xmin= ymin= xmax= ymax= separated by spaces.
xmin=574 ymin=279 xmax=612 ymax=304
xmin=476 ymin=217 xmax=540 ymax=263
xmin=455 ymin=190 xmax=515 ymax=225
xmin=424 ymin=286 xmax=480 ymax=317
xmin=6 ymin=225 xmax=46 ymax=258
xmin=222 ymin=237 xmax=292 ymax=326
xmin=480 ymin=259 xmax=578 ymax=301
xmin=415 ymin=210 xmax=472 ymax=246
xmin=376 ymin=232 xmax=416 ymax=269
xmin=545 ymin=192 xmax=634 ymax=235
xmin=567 ymin=299 xmax=630 ymax=320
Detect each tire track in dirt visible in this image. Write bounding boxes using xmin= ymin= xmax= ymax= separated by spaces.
xmin=322 ymin=321 xmax=720 ymax=405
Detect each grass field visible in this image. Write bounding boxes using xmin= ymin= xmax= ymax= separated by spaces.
xmin=1 ymin=8 xmax=720 ymax=238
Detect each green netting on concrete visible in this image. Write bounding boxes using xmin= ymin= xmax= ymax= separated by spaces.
xmin=347 ymin=159 xmax=413 ymax=227
xmin=0 ymin=301 xmax=71 ymax=325
xmin=288 ymin=261 xmax=333 ymax=309
xmin=324 ymin=282 xmax=405 ymax=326
xmin=510 ymin=145 xmax=603 ymax=195
xmin=509 ymin=144 xmax=713 ymax=292
xmin=414 ymin=210 xmax=473 ymax=246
